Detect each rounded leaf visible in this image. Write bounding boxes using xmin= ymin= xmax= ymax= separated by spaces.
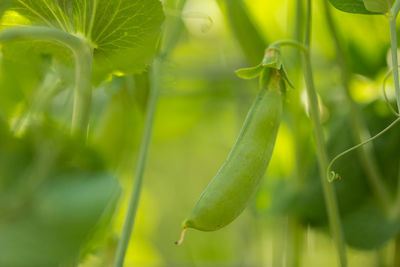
xmin=6 ymin=0 xmax=165 ymax=83
xmin=328 ymin=0 xmax=378 ymax=14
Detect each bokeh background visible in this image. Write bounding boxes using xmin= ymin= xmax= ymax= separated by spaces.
xmin=1 ymin=0 xmax=400 ymax=266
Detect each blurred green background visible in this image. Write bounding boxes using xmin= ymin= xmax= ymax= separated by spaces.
xmin=2 ymin=0 xmax=400 ymax=266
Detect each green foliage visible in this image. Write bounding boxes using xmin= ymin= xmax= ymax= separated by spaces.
xmin=7 ymin=0 xmax=165 ymax=83
xmin=0 ymin=122 xmax=120 ymax=266
xmin=328 ymin=0 xmax=377 ymax=14
xmin=0 ymin=41 xmax=49 ymax=119
xmin=94 ymin=76 xmax=144 ymax=170
xmin=2 ymin=0 xmax=400 ymax=265
xmin=363 ymin=0 xmax=394 ymax=13
xmin=267 ymin=101 xmax=400 ymax=250
xmin=342 ymin=202 xmax=400 ymax=249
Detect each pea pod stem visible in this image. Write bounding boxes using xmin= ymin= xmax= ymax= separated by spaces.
xmin=270 ymin=40 xmax=307 ymax=54
xmin=175 ymin=227 xmax=187 ymax=246
xmin=302 ymin=0 xmax=347 ymax=265
xmin=0 ymin=26 xmax=93 ymax=135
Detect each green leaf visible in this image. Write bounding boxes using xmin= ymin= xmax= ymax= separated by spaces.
xmin=6 ymin=0 xmax=165 ymax=83
xmin=363 ymin=0 xmax=394 ymax=12
xmin=0 ymin=41 xmax=48 ymax=120
xmin=290 ymin=100 xmax=400 ymax=249
xmin=235 ymin=64 xmax=263 ymax=79
xmin=0 ymin=123 xmax=120 ymax=266
xmin=34 ymin=173 xmax=120 ymax=230
xmin=342 ymin=202 xmax=400 ymax=249
xmin=328 ymin=0 xmax=378 ymax=14
xmin=94 ymin=76 xmax=143 ymax=170
xmin=0 ymin=173 xmax=120 ymax=266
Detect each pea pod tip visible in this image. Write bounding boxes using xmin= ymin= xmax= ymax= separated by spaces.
xmin=175 ymin=227 xmax=187 ymax=246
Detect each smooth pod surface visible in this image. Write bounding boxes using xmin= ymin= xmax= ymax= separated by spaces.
xmin=183 ymin=72 xmax=283 ymax=231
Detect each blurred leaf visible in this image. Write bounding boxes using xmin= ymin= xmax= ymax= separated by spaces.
xmin=6 ymin=0 xmax=165 ymax=84
xmin=342 ymin=202 xmax=400 ymax=249
xmin=94 ymin=77 xmax=142 ymax=170
xmin=265 ymin=100 xmax=400 ymax=250
xmin=0 ymin=173 xmax=120 ymax=267
xmin=328 ymin=0 xmax=377 ymax=14
xmin=0 ymin=42 xmax=48 ymax=119
xmin=363 ymin=0 xmax=394 ymax=13
xmin=0 ymin=122 xmax=120 ymax=266
xmin=251 ymin=178 xmax=298 ymax=218
xmin=345 ymin=40 xmax=387 ymax=78
xmin=217 ymin=0 xmax=267 ymax=65
xmin=35 ymin=172 xmax=120 ymax=235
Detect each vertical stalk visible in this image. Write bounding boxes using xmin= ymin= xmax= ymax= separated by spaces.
xmin=114 ymin=1 xmax=187 ymax=265
xmin=322 ymin=0 xmax=391 ymax=211
xmin=389 ymin=17 xmax=400 ymax=112
xmin=291 ymin=0 xmax=306 ymax=187
xmin=113 ymin=60 xmax=162 ymax=267
xmin=286 ymin=1 xmax=305 ymax=266
xmin=295 ymin=0 xmax=304 ymax=44
xmin=71 ymin=45 xmax=93 ymax=135
xmin=393 ymin=0 xmax=400 ymax=15
xmin=302 ymin=0 xmax=347 ymax=266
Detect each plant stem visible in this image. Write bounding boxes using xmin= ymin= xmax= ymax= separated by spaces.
xmin=389 ymin=17 xmax=400 ymax=112
xmin=322 ymin=0 xmax=392 ymax=211
xmin=113 ymin=1 xmax=188 ymax=265
xmin=392 ymin=0 xmax=400 ymax=17
xmin=0 ymin=26 xmax=93 ymax=134
xmin=71 ymin=45 xmax=93 ymax=135
xmin=271 ymin=40 xmax=307 ymax=53
xmin=286 ymin=2 xmax=305 ymax=265
xmin=113 ymin=60 xmax=162 ymax=267
xmin=302 ymin=0 xmax=347 ymax=266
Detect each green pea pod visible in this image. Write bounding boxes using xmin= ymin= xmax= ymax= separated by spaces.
xmin=178 ymin=70 xmax=283 ymax=241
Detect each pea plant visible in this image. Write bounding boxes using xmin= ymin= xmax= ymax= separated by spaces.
xmin=177 ymin=0 xmax=400 ymax=266
xmin=2 ymin=0 xmax=400 ymax=266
